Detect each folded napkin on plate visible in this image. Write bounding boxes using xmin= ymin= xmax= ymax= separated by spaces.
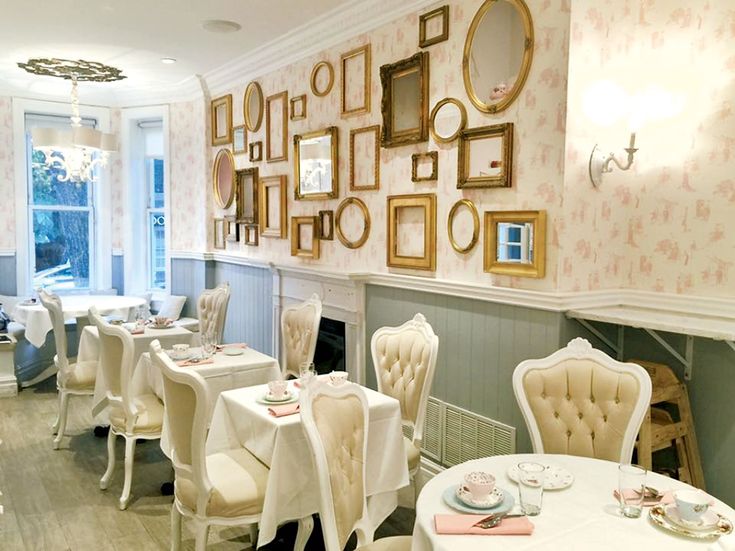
xmin=434 ymin=515 xmax=534 ymax=536
xmin=216 ymin=343 xmax=248 ymax=350
xmin=268 ymin=403 xmax=300 ymax=417
xmin=613 ymin=489 xmax=715 ymax=507
xmin=177 ymin=357 xmax=214 ymax=367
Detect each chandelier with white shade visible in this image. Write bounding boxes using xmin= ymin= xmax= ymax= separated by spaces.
xmin=17 ymin=58 xmax=125 ymax=183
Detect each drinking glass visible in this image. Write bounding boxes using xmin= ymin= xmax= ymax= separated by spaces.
xmin=618 ymin=464 xmax=646 ymax=518
xmin=201 ymin=331 xmax=216 ymax=359
xmin=134 ymin=306 xmax=146 ymax=327
xmin=299 ymin=361 xmax=316 ymax=386
xmin=517 ymin=462 xmax=545 ymax=516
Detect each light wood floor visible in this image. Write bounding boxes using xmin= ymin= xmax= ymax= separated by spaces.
xmin=0 ymin=378 xmax=414 ymax=550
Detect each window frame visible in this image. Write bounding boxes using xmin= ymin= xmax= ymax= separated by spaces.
xmin=145 ymin=156 xmax=165 ymax=290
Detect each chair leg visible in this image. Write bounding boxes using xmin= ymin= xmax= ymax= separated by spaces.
xmin=248 ymin=523 xmax=259 ymax=548
xmin=170 ymin=505 xmax=182 ymax=551
xmin=294 ymin=515 xmax=314 ymax=551
xmin=119 ymin=437 xmax=137 ymax=510
xmin=51 ymin=392 xmax=62 ymax=433
xmin=100 ymin=429 xmax=117 ymax=490
xmin=194 ymin=522 xmax=209 ymax=551
xmin=53 ymin=391 xmax=70 ymax=450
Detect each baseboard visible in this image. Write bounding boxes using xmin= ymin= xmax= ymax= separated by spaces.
xmin=0 ymin=375 xmax=18 ymax=397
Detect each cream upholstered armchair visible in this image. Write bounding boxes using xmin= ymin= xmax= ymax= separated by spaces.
xmin=90 ymin=306 xmax=164 ymax=510
xmin=512 ymin=337 xmax=652 ymax=464
xmin=300 ymin=381 xmax=412 ymax=551
xmin=370 ymin=313 xmax=438 ymax=483
xmin=38 ymin=289 xmax=98 ymax=450
xmin=281 ymin=293 xmax=322 ymax=379
xmin=149 ymin=340 xmax=267 ymax=551
xmin=197 ymin=283 xmax=231 ymax=344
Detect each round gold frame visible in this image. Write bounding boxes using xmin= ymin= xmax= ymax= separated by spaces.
xmin=310 ymin=61 xmax=335 ymax=97
xmin=244 ymin=81 xmax=263 ymax=132
xmin=212 ymin=148 xmax=236 ymax=209
xmin=447 ymin=199 xmax=479 ymax=254
xmin=335 ymin=197 xmax=370 ymax=249
xmin=462 ymin=0 xmax=534 ymax=114
xmin=430 ymin=97 xmax=468 ymax=143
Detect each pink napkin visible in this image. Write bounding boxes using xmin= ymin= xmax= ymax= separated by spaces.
xmin=216 ymin=343 xmax=248 ymax=351
xmin=434 ymin=515 xmax=534 ymax=536
xmin=268 ymin=403 xmax=300 ymax=417
xmin=613 ymin=489 xmax=714 ymax=507
xmin=177 ymin=357 xmax=214 ymax=367
xmin=129 ymin=326 xmax=145 ymax=335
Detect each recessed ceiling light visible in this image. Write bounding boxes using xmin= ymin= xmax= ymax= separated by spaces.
xmin=202 ymin=19 xmax=241 ymax=33
xmin=160 ymin=57 xmax=177 ymax=64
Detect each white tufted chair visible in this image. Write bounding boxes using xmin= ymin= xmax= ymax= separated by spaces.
xmin=90 ymin=306 xmax=164 ymax=510
xmin=512 ymin=337 xmax=652 ymax=464
xmin=281 ymin=293 xmax=322 ymax=379
xmin=300 ymin=381 xmax=412 ymax=551
xmin=197 ymin=283 xmax=231 ymax=345
xmin=150 ymin=340 xmax=267 ymax=551
xmin=370 ymin=313 xmax=438 ymax=485
xmin=38 ymin=290 xmax=98 ymax=450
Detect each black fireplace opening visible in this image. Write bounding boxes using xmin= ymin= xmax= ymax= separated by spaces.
xmin=313 ymin=317 xmax=345 ymax=375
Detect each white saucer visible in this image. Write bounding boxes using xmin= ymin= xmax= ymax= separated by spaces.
xmin=222 ymin=347 xmax=245 ymax=356
xmin=456 ymin=485 xmax=504 ymax=509
xmin=150 ymin=324 xmax=174 ymax=330
xmin=168 ymin=351 xmax=192 ymax=361
xmin=507 ymin=462 xmax=574 ymax=490
xmin=256 ymin=391 xmax=299 ymax=406
xmin=664 ymin=504 xmax=720 ymax=531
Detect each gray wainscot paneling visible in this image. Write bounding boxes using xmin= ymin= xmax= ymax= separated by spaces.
xmin=0 ymin=254 xmax=17 ymax=296
xmin=111 ymin=254 xmax=124 ymax=295
xmin=170 ymin=258 xmax=211 ymax=318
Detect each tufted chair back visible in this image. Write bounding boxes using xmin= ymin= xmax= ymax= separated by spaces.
xmin=197 ymin=282 xmax=231 ymax=344
xmin=300 ymin=381 xmax=372 ymax=551
xmin=38 ymin=290 xmax=71 ymax=381
xmin=280 ymin=293 xmax=322 ymax=379
xmin=513 ymin=338 xmax=652 ymax=463
xmin=370 ymin=313 xmax=438 ymax=450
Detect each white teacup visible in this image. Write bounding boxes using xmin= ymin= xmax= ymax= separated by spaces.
xmin=267 ymin=380 xmax=289 ymax=400
xmin=674 ymin=489 xmax=710 ymax=524
xmin=329 ymin=371 xmax=349 ymax=386
xmin=172 ymin=344 xmax=189 ymax=358
xmin=463 ymin=471 xmax=495 ymax=502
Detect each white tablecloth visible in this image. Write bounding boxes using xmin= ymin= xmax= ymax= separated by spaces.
xmin=13 ymin=295 xmax=146 ymax=347
xmin=207 ymin=383 xmax=410 ymax=548
xmin=412 ymin=454 xmax=735 ymax=551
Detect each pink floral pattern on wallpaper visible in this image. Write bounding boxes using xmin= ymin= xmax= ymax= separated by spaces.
xmin=0 ymin=97 xmax=15 ymax=250
xmin=109 ymin=109 xmax=124 ymax=250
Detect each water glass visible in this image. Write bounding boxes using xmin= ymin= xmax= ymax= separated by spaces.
xmin=299 ymin=362 xmax=316 ymax=386
xmin=201 ymin=331 xmax=216 ymax=359
xmin=517 ymin=462 xmax=545 ymax=516
xmin=618 ymin=464 xmax=646 ymax=518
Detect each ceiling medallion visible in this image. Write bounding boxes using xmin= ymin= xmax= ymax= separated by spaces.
xmin=17 ymin=58 xmax=126 ymax=82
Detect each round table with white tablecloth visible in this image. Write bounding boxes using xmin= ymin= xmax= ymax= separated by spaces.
xmin=412 ymin=453 xmax=735 ymax=551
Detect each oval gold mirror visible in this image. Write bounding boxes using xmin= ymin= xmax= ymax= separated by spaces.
xmin=448 ymin=199 xmax=480 ymax=254
xmin=430 ymin=98 xmax=467 ymax=143
xmin=244 ymin=81 xmax=263 ymax=132
xmin=212 ymin=148 xmax=235 ymax=209
xmin=310 ymin=61 xmax=335 ymax=97
xmin=335 ymin=197 xmax=370 ymax=249
xmin=463 ymin=0 xmax=534 ymax=114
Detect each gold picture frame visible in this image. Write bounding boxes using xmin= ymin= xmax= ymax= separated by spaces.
xmin=249 ymin=141 xmax=263 ymax=162
xmin=266 ymin=90 xmax=288 ymax=163
xmin=341 ymin=44 xmax=371 ymax=117
xmin=318 ymin=210 xmax=334 ymax=240
xmin=335 ymin=197 xmax=370 ymax=249
xmin=349 ymin=125 xmax=380 ymax=191
xmin=458 ymin=123 xmax=513 ymax=188
xmin=290 ymin=94 xmax=307 ymax=121
xmin=244 ymin=81 xmax=264 ymax=132
xmin=294 ymin=127 xmax=339 ymax=201
xmin=387 ymin=193 xmax=436 ymax=271
xmin=310 ymin=61 xmax=335 ymax=97
xmin=224 ymin=215 xmax=239 ymax=242
xmin=411 ymin=151 xmax=438 ymax=182
xmin=290 ymin=216 xmax=321 ymax=259
xmin=448 ymin=199 xmax=480 ymax=254
xmin=211 ymin=94 xmax=233 ymax=146
xmin=419 ymin=5 xmax=449 ymax=48
xmin=484 ymin=210 xmax=546 ymax=278
xmin=430 ymin=97 xmax=467 ymax=143
xmin=213 ymin=218 xmax=226 ymax=250
xmin=380 ymin=52 xmax=430 ymax=148
xmin=212 ymin=148 xmax=235 ymax=209
xmin=232 ymin=124 xmax=247 ymax=155
xmin=241 ymin=223 xmax=259 ymax=246
xmin=258 ymin=175 xmax=288 ymax=238
xmin=236 ymin=167 xmax=259 ymax=223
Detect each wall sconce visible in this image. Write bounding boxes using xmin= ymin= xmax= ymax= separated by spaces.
xmin=588 ymin=132 xmax=638 ymax=187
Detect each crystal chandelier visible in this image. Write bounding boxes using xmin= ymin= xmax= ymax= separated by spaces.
xmin=18 ymin=58 xmax=126 ymax=183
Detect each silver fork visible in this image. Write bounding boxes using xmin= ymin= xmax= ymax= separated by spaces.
xmin=474 ymin=513 xmax=526 ymax=529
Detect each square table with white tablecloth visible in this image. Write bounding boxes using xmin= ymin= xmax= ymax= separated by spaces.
xmin=206 ymin=382 xmax=410 ymax=549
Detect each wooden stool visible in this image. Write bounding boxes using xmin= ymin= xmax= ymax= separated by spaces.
xmin=634 ymin=359 xmax=705 ymax=489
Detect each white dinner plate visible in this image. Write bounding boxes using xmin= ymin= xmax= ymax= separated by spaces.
xmin=506 ymin=463 xmax=574 ymax=490
xmin=442 ymin=484 xmax=515 ymax=514
xmin=149 ymin=324 xmax=175 ymax=330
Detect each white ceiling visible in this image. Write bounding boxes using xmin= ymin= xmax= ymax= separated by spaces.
xmin=0 ymin=0 xmax=348 ymax=104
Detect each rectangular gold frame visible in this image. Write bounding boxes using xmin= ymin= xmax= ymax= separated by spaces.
xmin=387 ymin=193 xmax=436 ymax=271
xmin=213 ymin=218 xmax=226 ymax=249
xmin=419 ymin=5 xmax=449 ymax=48
xmin=318 ymin=210 xmax=334 ymax=240
xmin=266 ymin=90 xmax=288 ymax=162
xmin=293 ymin=127 xmax=339 ymax=201
xmin=241 ymin=223 xmax=259 ymax=246
xmin=249 ymin=141 xmax=263 ymax=162
xmin=380 ymin=52 xmax=430 ymax=148
xmin=224 ymin=215 xmax=239 ymax=242
xmin=458 ymin=123 xmax=513 ymax=188
xmin=484 ymin=210 xmax=546 ymax=278
xmin=236 ymin=167 xmax=259 ymax=223
xmin=211 ymin=95 xmax=233 ymax=146
xmin=290 ymin=95 xmax=307 ymax=121
xmin=232 ymin=124 xmax=247 ymax=155
xmin=258 ymin=175 xmax=288 ymax=238
xmin=349 ymin=125 xmax=380 ymax=191
xmin=411 ymin=151 xmax=438 ymax=182
xmin=291 ymin=216 xmax=321 ymax=259
xmin=341 ymin=44 xmax=371 ymax=117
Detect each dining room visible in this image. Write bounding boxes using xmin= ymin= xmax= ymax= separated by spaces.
xmin=1 ymin=0 xmax=734 ymax=549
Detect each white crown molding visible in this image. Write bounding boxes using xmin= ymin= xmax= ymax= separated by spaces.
xmin=0 ymin=249 xmax=15 ymax=257
xmin=204 ymin=0 xmax=440 ymax=95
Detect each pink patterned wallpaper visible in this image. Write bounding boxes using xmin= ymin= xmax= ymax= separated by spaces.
xmin=109 ymin=108 xmax=124 ymax=250
xmin=0 ymin=97 xmax=15 ymax=250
